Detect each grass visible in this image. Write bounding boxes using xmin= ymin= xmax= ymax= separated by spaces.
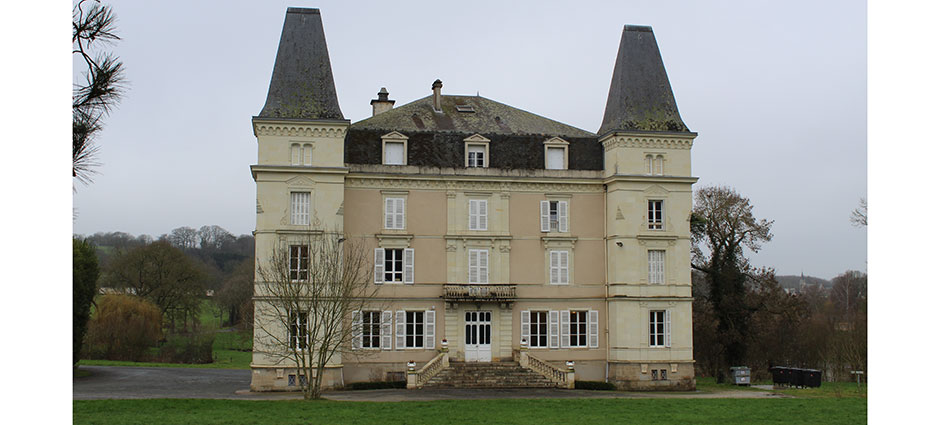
xmin=73 ymin=398 xmax=866 ymax=425
xmin=693 ymin=377 xmax=867 ymax=398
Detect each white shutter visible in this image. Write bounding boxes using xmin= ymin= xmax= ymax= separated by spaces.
xmin=352 ymin=311 xmax=362 ymax=350
xmin=521 ymin=311 xmax=530 ymax=345
xmin=395 ymin=310 xmax=405 ymax=349
xmin=558 ymin=201 xmax=568 ymax=232
xmin=385 ymin=198 xmax=394 ymax=229
xmin=665 ymin=310 xmax=672 ymax=348
xmin=395 ymin=198 xmax=405 ymax=229
xmin=479 ymin=250 xmax=488 ymax=283
xmin=560 ymin=310 xmax=570 ymax=348
xmin=374 ymin=248 xmax=384 ymax=284
xmin=404 ymin=248 xmax=415 ymax=284
xmin=381 ymin=311 xmax=392 ymax=350
xmin=549 ymin=311 xmax=559 ymax=348
xmin=478 ymin=200 xmax=487 ymax=230
xmin=589 ymin=310 xmax=599 ymax=348
xmin=560 ymin=251 xmax=569 ymax=284
xmin=425 ymin=310 xmax=435 ymax=349
xmin=469 ymin=200 xmax=478 ymax=230
xmin=550 ymin=251 xmax=559 ymax=284
xmin=540 ymin=201 xmax=550 ymax=232
xmin=468 ymin=250 xmax=478 ymax=283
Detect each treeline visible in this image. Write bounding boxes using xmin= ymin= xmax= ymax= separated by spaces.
xmin=693 ymin=269 xmax=867 ymax=382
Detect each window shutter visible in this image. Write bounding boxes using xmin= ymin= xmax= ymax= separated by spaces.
xmin=560 ymin=251 xmax=569 ymax=284
xmin=381 ymin=311 xmax=392 ymax=350
xmin=549 ymin=310 xmax=559 ymax=348
xmin=403 ymin=248 xmax=415 ymax=284
xmin=469 ymin=200 xmax=477 ymax=230
xmin=395 ymin=310 xmax=405 ymax=349
xmin=558 ymin=201 xmax=568 ymax=232
xmin=550 ymin=251 xmax=559 ymax=284
xmin=468 ymin=250 xmax=478 ymax=283
xmin=589 ymin=310 xmax=599 ymax=348
xmin=540 ymin=201 xmax=550 ymax=232
xmin=425 ymin=310 xmax=435 ymax=349
xmin=395 ymin=198 xmax=405 ymax=229
xmin=665 ymin=310 xmax=672 ymax=348
xmin=385 ymin=198 xmax=394 ymax=229
xmin=560 ymin=310 xmax=570 ymax=348
xmin=479 ymin=250 xmax=488 ymax=283
xmin=521 ymin=311 xmax=530 ymax=345
xmin=352 ymin=311 xmax=362 ymax=350
xmin=374 ymin=248 xmax=384 ymax=284
xmin=479 ymin=200 xmax=487 ymax=230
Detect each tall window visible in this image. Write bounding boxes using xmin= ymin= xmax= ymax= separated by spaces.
xmin=469 ymin=199 xmax=487 ymax=230
xmin=468 ymin=249 xmax=488 ymax=284
xmin=546 ymin=147 xmax=565 ymax=170
xmin=384 ymin=142 xmax=404 ymax=165
xmin=290 ymin=192 xmax=310 ymax=225
xmin=373 ymin=248 xmax=414 ymax=284
xmin=405 ymin=311 xmax=424 ymax=348
xmin=385 ymin=249 xmax=404 ymax=283
xmin=291 ymin=143 xmax=313 ymax=166
xmin=648 ymin=200 xmax=663 ymax=230
xmin=288 ymin=311 xmax=308 ymax=350
xmin=648 ymin=250 xmax=665 ymax=284
xmin=540 ymin=200 xmax=568 ymax=232
xmin=468 ymin=145 xmax=486 ymax=167
xmin=569 ymin=311 xmax=587 ymax=347
xmin=650 ymin=310 xmax=666 ymax=347
xmin=361 ymin=311 xmax=381 ymax=349
xmin=289 ymin=245 xmax=309 ymax=281
xmin=384 ymin=197 xmax=405 ymax=229
xmin=549 ymin=250 xmax=569 ymax=285
xmin=529 ymin=311 xmax=548 ymax=348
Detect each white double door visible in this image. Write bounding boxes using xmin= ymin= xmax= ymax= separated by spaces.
xmin=464 ymin=311 xmax=492 ymax=362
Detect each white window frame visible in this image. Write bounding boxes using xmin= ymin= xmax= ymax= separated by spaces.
xmin=373 ymin=247 xmax=414 ymax=285
xmin=288 ymin=310 xmax=308 ymax=351
xmin=381 ymin=131 xmax=409 ymax=165
xmin=398 ymin=310 xmax=434 ymax=349
xmin=549 ymin=250 xmax=569 ymax=285
xmin=464 ymin=134 xmax=490 ymax=168
xmin=290 ymin=192 xmax=310 ymax=225
xmin=543 ymin=137 xmax=569 ymax=170
xmin=468 ymin=249 xmax=489 ymax=284
xmin=360 ymin=311 xmax=382 ymax=349
xmin=654 ymin=155 xmax=664 ymax=176
xmin=648 ymin=250 xmax=665 ymax=284
xmin=649 ymin=310 xmax=671 ymax=347
xmin=469 ymin=199 xmax=488 ymax=231
xmin=540 ymin=200 xmax=569 ymax=233
xmin=290 ymin=143 xmax=314 ymax=166
xmin=289 ymin=245 xmax=309 ymax=282
xmin=525 ymin=311 xmax=549 ymax=348
xmin=568 ymin=310 xmax=588 ymax=348
xmin=384 ymin=197 xmax=406 ymax=230
xmin=648 ymin=200 xmax=663 ymax=230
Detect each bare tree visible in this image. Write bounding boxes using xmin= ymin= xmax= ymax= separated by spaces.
xmin=167 ymin=227 xmax=199 ymax=250
xmin=254 ymin=231 xmax=378 ymax=399
xmin=850 ymin=198 xmax=867 ymax=227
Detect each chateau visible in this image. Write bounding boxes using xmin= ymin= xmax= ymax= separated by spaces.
xmin=250 ymin=8 xmax=697 ymax=391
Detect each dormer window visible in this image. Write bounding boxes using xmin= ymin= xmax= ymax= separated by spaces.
xmin=463 ymin=134 xmax=490 ymax=168
xmin=543 ymin=137 xmax=569 ymax=170
xmin=381 ymin=132 xmax=409 ymax=166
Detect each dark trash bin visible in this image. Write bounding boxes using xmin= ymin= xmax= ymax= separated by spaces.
xmin=769 ymin=366 xmax=788 ymax=386
xmin=802 ymin=369 xmax=821 ymax=388
xmin=792 ymin=368 xmax=807 ymax=388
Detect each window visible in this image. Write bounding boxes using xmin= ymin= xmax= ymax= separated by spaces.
xmin=651 ymin=369 xmax=658 ymax=380
xmin=288 ymin=374 xmax=296 ymax=386
xmin=381 ymin=132 xmax=409 ymax=165
xmin=289 ymin=245 xmax=309 ymax=281
xmin=405 ymin=311 xmax=424 ymax=348
xmin=291 ymin=143 xmax=313 ymax=166
xmin=288 ymin=311 xmax=308 ymax=350
xmin=568 ymin=311 xmax=587 ymax=347
xmin=395 ymin=310 xmax=434 ymax=350
xmin=546 ymin=147 xmax=565 ymax=170
xmin=290 ymin=192 xmax=310 ymax=225
xmin=540 ymin=200 xmax=569 ymax=232
xmin=549 ymin=250 xmax=569 ymax=285
xmin=373 ymin=248 xmax=414 ymax=284
xmin=468 ymin=249 xmax=488 ymax=284
xmin=649 ymin=310 xmax=671 ymax=347
xmin=523 ymin=311 xmax=548 ymax=348
xmin=661 ymin=369 xmax=668 ymax=380
xmin=469 ymin=199 xmax=487 ymax=230
xmin=468 ymin=145 xmax=486 ymax=167
xmin=384 ymin=197 xmax=405 ymax=229
xmin=645 ymin=155 xmax=664 ymax=176
xmin=361 ymin=311 xmax=381 ymax=349
xmin=648 ymin=250 xmax=665 ymax=284
xmin=648 ymin=200 xmax=663 ymax=230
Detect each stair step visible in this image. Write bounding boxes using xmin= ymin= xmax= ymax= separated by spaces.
xmin=421 ymin=361 xmax=563 ymax=389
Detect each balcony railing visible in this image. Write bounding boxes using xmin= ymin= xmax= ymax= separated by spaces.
xmin=443 ymin=284 xmax=516 ymax=302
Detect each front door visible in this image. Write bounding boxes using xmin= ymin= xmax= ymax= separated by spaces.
xmin=464 ymin=311 xmax=492 ymax=362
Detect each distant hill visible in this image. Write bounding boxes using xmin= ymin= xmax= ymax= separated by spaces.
xmin=776 ymin=275 xmax=831 ymax=290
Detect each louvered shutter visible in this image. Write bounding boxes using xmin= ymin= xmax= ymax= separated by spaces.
xmin=560 ymin=310 xmax=570 ymax=348
xmin=469 ymin=200 xmax=478 ymax=230
xmin=589 ymin=310 xmax=599 ymax=348
xmin=352 ymin=311 xmax=362 ymax=350
xmin=560 ymin=251 xmax=569 ymax=284
xmin=381 ymin=311 xmax=392 ymax=350
xmin=521 ymin=311 xmax=530 ymax=345
xmin=540 ymin=201 xmax=550 ymax=232
xmin=425 ymin=310 xmax=435 ymax=349
xmin=558 ymin=201 xmax=568 ymax=232
xmin=549 ymin=310 xmax=559 ymax=348
xmin=385 ymin=198 xmax=394 ymax=229
xmin=395 ymin=198 xmax=405 ymax=229
xmin=374 ymin=248 xmax=384 ymax=284
xmin=665 ymin=310 xmax=672 ymax=348
xmin=404 ymin=248 xmax=414 ymax=284
xmin=479 ymin=250 xmax=488 ymax=283
xmin=478 ymin=200 xmax=487 ymax=230
xmin=550 ymin=251 xmax=559 ymax=284
xmin=395 ymin=310 xmax=405 ymax=349
xmin=468 ymin=250 xmax=478 ymax=283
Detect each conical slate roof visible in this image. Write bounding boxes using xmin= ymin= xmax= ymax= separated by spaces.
xmin=598 ymin=25 xmax=689 ymax=135
xmin=257 ymin=8 xmax=344 ymax=120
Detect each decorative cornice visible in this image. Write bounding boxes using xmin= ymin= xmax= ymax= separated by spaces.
xmin=345 ymin=176 xmax=604 ymax=193
xmin=601 ymin=134 xmax=694 ymax=152
xmin=253 ymin=121 xmax=348 ymax=138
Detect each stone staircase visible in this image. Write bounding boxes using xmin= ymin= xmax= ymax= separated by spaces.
xmin=422 ymin=361 xmax=559 ymax=388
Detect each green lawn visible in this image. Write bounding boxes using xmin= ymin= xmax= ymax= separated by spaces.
xmin=73 ymin=398 xmax=866 ymax=425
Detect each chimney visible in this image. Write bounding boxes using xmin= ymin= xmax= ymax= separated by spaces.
xmin=370 ymin=87 xmax=395 ymax=116
xmin=431 ymin=79 xmax=443 ymax=113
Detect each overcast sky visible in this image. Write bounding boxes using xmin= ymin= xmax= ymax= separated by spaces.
xmin=70 ymin=0 xmax=866 ymax=279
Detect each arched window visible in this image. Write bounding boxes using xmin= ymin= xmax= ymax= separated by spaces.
xmin=654 ymin=155 xmax=664 ymax=176
xmin=303 ymin=144 xmax=313 ymax=166
xmin=645 ymin=155 xmax=654 ymax=175
xmin=290 ymin=143 xmax=301 ymax=165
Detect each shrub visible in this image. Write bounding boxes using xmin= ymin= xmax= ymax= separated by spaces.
xmin=73 ymin=238 xmax=99 ymax=366
xmin=575 ymin=380 xmax=617 ymax=391
xmin=84 ymin=295 xmax=162 ymax=361
xmin=156 ymin=332 xmax=215 ymax=364
xmin=345 ymin=381 xmax=407 ymax=390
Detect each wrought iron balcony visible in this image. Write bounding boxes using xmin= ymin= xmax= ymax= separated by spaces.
xmin=442 ymin=284 xmax=516 ymax=302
